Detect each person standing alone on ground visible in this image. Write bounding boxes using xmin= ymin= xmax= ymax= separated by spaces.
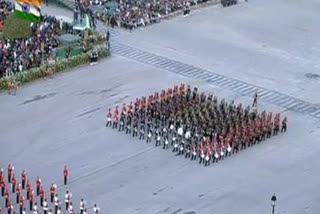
xmin=252 ymin=92 xmax=258 ymax=107
xmin=63 ymin=166 xmax=68 ymax=185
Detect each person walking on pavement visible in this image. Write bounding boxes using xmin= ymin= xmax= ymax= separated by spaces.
xmin=63 ymin=166 xmax=69 ymax=185
xmin=65 ymin=190 xmax=71 ymax=210
xmin=39 ymin=186 xmax=44 ymax=207
xmin=79 ymin=199 xmax=85 ymax=214
xmin=54 ymin=194 xmax=59 ymax=214
xmin=7 ymin=165 xmax=13 ymax=183
xmin=43 ymin=198 xmax=48 ymax=214
xmin=57 ymin=207 xmax=62 ymax=214
xmin=35 ymin=177 xmax=41 ymax=196
xmin=252 ymin=91 xmax=258 ymax=107
xmin=49 ymin=183 xmax=56 ymax=203
xmin=19 ymin=195 xmax=24 ymax=214
xmin=4 ymin=188 xmax=9 ymax=207
xmin=7 ymin=199 xmax=13 ymax=214
xmin=1 ymin=176 xmax=5 ymax=196
xmin=20 ymin=170 xmax=26 ymax=190
xmin=29 ymin=190 xmax=34 ymax=211
xmin=32 ymin=202 xmax=38 ymax=214
xmin=68 ymin=202 xmax=74 ymax=214
xmin=26 ymin=180 xmax=31 ymax=200
xmin=11 ymin=174 xmax=16 ymax=193
xmin=16 ymin=184 xmax=21 ymax=204
xmin=93 ymin=204 xmax=99 ymax=214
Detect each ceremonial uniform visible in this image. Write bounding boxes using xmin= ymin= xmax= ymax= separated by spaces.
xmin=21 ymin=170 xmax=26 ymax=190
xmin=19 ymin=195 xmax=24 ymax=214
xmin=10 ymin=174 xmax=16 ymax=193
xmin=106 ymin=109 xmax=112 ymax=127
xmin=7 ymin=165 xmax=13 ymax=184
xmin=50 ymin=184 xmax=56 ymax=203
xmin=54 ymin=195 xmax=59 ymax=214
xmin=1 ymin=177 xmax=5 ymax=196
xmin=43 ymin=199 xmax=49 ymax=214
xmin=29 ymin=191 xmax=34 ymax=211
xmin=39 ymin=186 xmax=44 ymax=206
xmin=63 ymin=166 xmax=68 ymax=185
xmin=16 ymin=184 xmax=21 ymax=204
xmin=35 ymin=177 xmax=41 ymax=196
xmin=79 ymin=199 xmax=85 ymax=214
xmin=65 ymin=191 xmax=71 ymax=210
xmin=26 ymin=181 xmax=31 ymax=200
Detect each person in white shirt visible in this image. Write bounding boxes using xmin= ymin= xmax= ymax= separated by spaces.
xmin=43 ymin=198 xmax=48 ymax=214
xmin=93 ymin=204 xmax=99 ymax=214
xmin=33 ymin=203 xmax=38 ymax=214
xmin=65 ymin=191 xmax=71 ymax=210
xmin=68 ymin=202 xmax=73 ymax=214
xmin=79 ymin=199 xmax=85 ymax=214
xmin=54 ymin=194 xmax=59 ymax=214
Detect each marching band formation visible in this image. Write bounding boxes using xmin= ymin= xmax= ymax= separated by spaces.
xmin=0 ymin=166 xmax=100 ymax=214
xmin=106 ymin=84 xmax=287 ymax=166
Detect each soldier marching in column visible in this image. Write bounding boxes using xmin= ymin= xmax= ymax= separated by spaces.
xmin=106 ymin=83 xmax=288 ymax=167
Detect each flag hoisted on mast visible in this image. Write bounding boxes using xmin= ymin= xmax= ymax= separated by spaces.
xmin=14 ymin=0 xmax=41 ymax=23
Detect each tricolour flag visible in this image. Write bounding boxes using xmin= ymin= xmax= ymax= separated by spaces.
xmin=14 ymin=0 xmax=41 ymax=23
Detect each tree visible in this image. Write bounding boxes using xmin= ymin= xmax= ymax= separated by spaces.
xmin=2 ymin=14 xmax=32 ymax=40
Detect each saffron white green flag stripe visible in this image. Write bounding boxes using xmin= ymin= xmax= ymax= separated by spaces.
xmin=14 ymin=0 xmax=41 ymax=23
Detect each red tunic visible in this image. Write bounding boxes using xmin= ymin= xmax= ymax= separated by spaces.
xmin=63 ymin=167 xmax=68 ymax=177
xmin=50 ymin=185 xmax=55 ymax=196
xmin=21 ymin=171 xmax=26 ymax=182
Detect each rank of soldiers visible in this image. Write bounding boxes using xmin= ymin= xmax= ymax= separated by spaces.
xmin=106 ymin=84 xmax=287 ymax=166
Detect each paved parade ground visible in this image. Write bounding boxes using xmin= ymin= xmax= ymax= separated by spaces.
xmin=1 ymin=0 xmax=320 ymax=213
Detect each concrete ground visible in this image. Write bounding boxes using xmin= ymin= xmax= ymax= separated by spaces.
xmin=1 ymin=0 xmax=320 ymax=214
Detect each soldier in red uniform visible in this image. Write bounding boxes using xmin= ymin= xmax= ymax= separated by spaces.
xmin=35 ymin=177 xmax=41 ymax=196
xmin=112 ymin=111 xmax=118 ymax=129
xmin=19 ymin=195 xmax=24 ymax=214
xmin=21 ymin=170 xmax=26 ymax=189
xmin=11 ymin=173 xmax=16 ymax=193
xmin=7 ymin=164 xmax=13 ymax=183
xmin=1 ymin=176 xmax=5 ymax=196
xmin=26 ymin=180 xmax=31 ymax=200
xmin=29 ymin=190 xmax=34 ymax=211
xmin=49 ymin=183 xmax=56 ymax=203
xmin=204 ymin=146 xmax=211 ymax=166
xmin=106 ymin=108 xmax=112 ymax=127
xmin=39 ymin=186 xmax=44 ymax=207
xmin=0 ymin=168 xmax=3 ymax=182
xmin=16 ymin=184 xmax=21 ymax=204
xmin=63 ymin=166 xmax=69 ymax=185
xmin=4 ymin=188 xmax=9 ymax=207
xmin=7 ymin=199 xmax=13 ymax=214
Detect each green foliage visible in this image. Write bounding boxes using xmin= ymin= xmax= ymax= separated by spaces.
xmin=0 ymin=45 xmax=110 ymax=90
xmin=2 ymin=14 xmax=32 ymax=39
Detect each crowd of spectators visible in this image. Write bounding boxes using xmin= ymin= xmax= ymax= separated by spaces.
xmin=0 ymin=15 xmax=61 ymax=78
xmin=70 ymin=0 xmax=206 ymax=30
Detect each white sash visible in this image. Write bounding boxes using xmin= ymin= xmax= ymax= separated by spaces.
xmin=227 ymin=147 xmax=231 ymax=152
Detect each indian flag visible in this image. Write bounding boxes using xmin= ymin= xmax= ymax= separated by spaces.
xmin=14 ymin=0 xmax=41 ymax=23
